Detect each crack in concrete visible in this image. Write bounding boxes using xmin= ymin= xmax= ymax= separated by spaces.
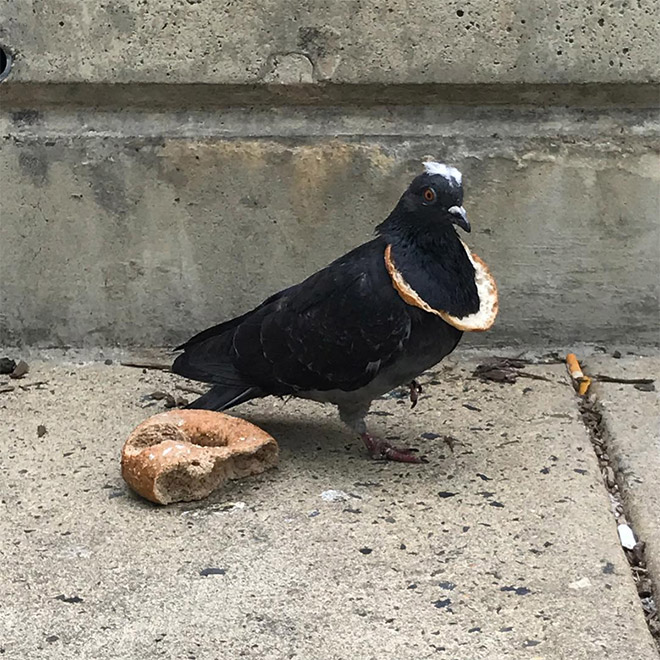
xmin=577 ymin=394 xmax=660 ymax=648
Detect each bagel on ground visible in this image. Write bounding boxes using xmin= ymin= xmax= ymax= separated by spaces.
xmin=121 ymin=409 xmax=278 ymax=505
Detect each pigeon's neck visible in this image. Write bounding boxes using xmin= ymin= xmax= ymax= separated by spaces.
xmin=377 ymin=205 xmax=480 ymax=318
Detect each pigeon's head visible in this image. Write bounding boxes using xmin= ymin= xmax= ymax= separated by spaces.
xmin=402 ymin=161 xmax=470 ymax=233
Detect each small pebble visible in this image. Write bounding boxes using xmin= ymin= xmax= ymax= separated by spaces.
xmin=321 ymin=489 xmax=350 ymax=502
xmin=199 ymin=567 xmax=226 ymax=577
xmin=568 ymin=577 xmax=592 ymax=590
xmin=10 ymin=360 xmax=29 ymax=379
xmin=37 ymin=425 xmax=47 ymax=438
xmin=55 ymin=594 xmax=83 ymax=604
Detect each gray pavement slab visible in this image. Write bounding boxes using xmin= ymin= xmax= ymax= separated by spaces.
xmin=1 ymin=356 xmax=658 ymax=659
xmin=589 ymin=356 xmax=660 ymax=600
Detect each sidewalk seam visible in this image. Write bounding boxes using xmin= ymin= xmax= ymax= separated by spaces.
xmin=577 ymin=393 xmax=660 ymax=649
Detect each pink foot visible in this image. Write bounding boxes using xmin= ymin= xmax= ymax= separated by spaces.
xmin=360 ymin=432 xmax=425 ymax=464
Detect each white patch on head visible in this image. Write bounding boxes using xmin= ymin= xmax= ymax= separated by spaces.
xmin=423 ymin=161 xmax=462 ymax=186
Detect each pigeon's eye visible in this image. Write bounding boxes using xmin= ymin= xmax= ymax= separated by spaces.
xmin=423 ymin=187 xmax=436 ymax=203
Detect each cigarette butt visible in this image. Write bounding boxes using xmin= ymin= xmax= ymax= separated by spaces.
xmin=566 ymin=353 xmax=583 ymax=380
xmin=566 ymin=353 xmax=591 ymax=395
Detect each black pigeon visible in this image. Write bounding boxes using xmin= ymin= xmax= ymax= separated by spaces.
xmin=173 ymin=162 xmax=498 ymax=463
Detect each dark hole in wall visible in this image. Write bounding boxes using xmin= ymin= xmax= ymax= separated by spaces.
xmin=0 ymin=45 xmax=13 ymax=82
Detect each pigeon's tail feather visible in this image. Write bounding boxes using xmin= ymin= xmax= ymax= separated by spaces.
xmin=186 ymin=385 xmax=260 ymax=412
xmin=173 ymin=326 xmax=263 ymax=410
xmin=172 ymin=331 xmax=248 ymax=387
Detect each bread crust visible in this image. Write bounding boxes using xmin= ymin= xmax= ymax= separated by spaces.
xmin=439 ymin=245 xmax=498 ymax=332
xmin=384 ymin=242 xmax=498 ymax=332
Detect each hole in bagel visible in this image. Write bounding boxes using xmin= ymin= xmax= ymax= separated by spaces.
xmin=129 ymin=426 xmax=183 ymax=451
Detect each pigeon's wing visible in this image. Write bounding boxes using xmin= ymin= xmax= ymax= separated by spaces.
xmin=234 ymin=240 xmax=412 ymax=392
xmin=174 ymin=286 xmax=295 ymax=352
xmin=174 ymin=238 xmax=411 ymax=394
xmin=172 ymin=287 xmax=297 ymax=387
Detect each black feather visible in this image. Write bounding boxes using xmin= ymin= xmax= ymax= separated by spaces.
xmin=185 ymin=385 xmax=260 ymax=411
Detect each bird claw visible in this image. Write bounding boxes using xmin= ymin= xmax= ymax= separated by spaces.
xmin=360 ymin=433 xmax=425 ymax=464
xmin=409 ymin=380 xmax=423 ymax=409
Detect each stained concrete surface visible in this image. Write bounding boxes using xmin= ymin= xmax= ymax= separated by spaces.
xmin=1 ymin=123 xmax=658 ymax=348
xmin=589 ymin=356 xmax=660 ymax=604
xmin=1 ymin=354 xmax=658 ymax=659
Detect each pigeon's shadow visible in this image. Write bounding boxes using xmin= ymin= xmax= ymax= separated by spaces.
xmin=239 ymin=413 xmax=357 ymax=462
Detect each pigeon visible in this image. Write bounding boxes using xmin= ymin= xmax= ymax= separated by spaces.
xmin=172 ymin=161 xmax=498 ymax=463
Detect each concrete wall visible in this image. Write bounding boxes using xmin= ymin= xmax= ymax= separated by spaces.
xmin=0 ymin=1 xmax=659 ymax=349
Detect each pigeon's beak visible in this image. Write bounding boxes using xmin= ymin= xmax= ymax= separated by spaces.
xmin=448 ymin=206 xmax=470 ymax=233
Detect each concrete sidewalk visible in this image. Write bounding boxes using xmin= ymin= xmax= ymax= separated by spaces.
xmin=1 ymin=354 xmax=658 ymax=659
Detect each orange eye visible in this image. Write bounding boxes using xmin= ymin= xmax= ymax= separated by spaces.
xmin=423 ymin=188 xmax=436 ymax=203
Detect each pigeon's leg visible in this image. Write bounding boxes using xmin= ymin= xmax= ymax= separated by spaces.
xmin=338 ymin=403 xmax=424 ymax=464
xmin=409 ymin=380 xmax=423 ymax=409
